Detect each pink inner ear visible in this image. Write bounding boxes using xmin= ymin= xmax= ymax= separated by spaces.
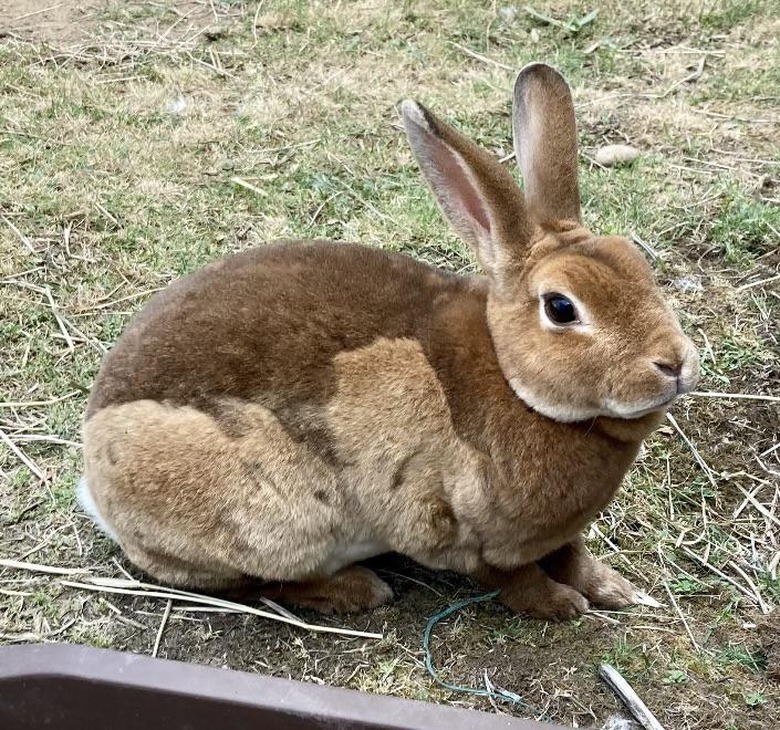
xmin=428 ymin=136 xmax=491 ymax=235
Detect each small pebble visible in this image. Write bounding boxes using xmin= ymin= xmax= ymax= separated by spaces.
xmin=165 ymin=95 xmax=188 ymax=115
xmin=673 ymin=275 xmax=703 ymax=293
xmin=595 ymin=144 xmax=640 ymax=167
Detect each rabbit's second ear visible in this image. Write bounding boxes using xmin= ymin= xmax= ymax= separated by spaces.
xmin=401 ymin=100 xmax=532 ymax=277
xmin=513 ymin=63 xmax=581 ymax=225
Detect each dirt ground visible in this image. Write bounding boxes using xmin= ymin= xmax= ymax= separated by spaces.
xmin=3 ymin=0 xmax=103 ymax=40
xmin=1 ymin=1 xmax=778 ymax=729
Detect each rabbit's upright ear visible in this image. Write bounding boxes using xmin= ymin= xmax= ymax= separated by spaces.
xmin=513 ymin=63 xmax=581 ymax=225
xmin=401 ymin=100 xmax=532 ymax=278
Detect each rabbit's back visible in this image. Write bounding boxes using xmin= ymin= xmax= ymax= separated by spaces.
xmin=86 ymin=240 xmax=473 ymax=420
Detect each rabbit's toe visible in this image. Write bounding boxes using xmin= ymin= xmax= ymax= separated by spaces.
xmin=524 ymin=582 xmax=589 ymax=620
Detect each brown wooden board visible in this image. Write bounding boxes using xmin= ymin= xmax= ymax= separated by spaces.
xmin=0 ymin=644 xmax=570 ymax=730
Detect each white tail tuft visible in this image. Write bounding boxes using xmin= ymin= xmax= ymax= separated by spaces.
xmin=76 ymin=476 xmax=119 ymax=542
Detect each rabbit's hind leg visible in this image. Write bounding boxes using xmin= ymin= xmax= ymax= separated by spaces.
xmin=262 ymin=565 xmax=393 ymax=615
xmin=122 ymin=541 xmax=247 ymax=592
xmin=81 ymin=399 xmax=331 ymax=593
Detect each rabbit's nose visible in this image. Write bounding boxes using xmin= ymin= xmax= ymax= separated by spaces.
xmin=653 ymin=361 xmax=682 ymax=378
xmin=653 ymin=340 xmax=699 ymax=394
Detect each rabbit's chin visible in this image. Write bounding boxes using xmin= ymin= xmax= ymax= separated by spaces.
xmin=603 ymin=395 xmax=678 ymax=420
xmin=509 ymin=379 xmax=676 ymax=423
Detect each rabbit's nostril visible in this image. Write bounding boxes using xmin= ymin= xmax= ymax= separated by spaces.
xmin=654 ymin=361 xmax=682 ymax=378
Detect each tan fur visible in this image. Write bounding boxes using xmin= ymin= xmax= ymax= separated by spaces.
xmin=513 ymin=62 xmax=581 ymax=224
xmin=83 ymin=400 xmax=349 ymax=587
xmin=80 ymin=63 xmax=699 ymax=618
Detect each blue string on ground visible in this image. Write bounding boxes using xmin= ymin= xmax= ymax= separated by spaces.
xmin=422 ymin=590 xmax=548 ymax=719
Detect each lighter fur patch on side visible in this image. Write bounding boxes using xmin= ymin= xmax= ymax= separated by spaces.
xmin=326 ymin=337 xmax=487 ymax=573
xmin=76 ymin=475 xmax=119 ymax=541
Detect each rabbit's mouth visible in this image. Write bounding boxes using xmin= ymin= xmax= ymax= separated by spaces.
xmin=605 ymin=392 xmax=680 ymax=420
xmin=604 ymin=346 xmax=699 ymax=420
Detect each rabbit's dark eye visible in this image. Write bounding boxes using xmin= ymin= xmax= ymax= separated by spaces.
xmin=543 ymin=294 xmax=578 ymax=325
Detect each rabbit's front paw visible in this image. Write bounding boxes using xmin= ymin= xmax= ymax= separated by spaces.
xmin=500 ymin=572 xmax=589 ymax=620
xmin=581 ymin=563 xmax=635 ymax=609
xmin=524 ymin=581 xmax=589 ymax=620
xmin=539 ymin=537 xmax=636 ymax=610
xmin=325 ymin=566 xmax=394 ymax=614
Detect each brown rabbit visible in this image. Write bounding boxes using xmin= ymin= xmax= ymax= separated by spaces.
xmin=78 ymin=63 xmax=699 ymax=619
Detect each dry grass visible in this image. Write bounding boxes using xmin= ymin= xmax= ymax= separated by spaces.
xmin=1 ymin=1 xmax=779 ymax=728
